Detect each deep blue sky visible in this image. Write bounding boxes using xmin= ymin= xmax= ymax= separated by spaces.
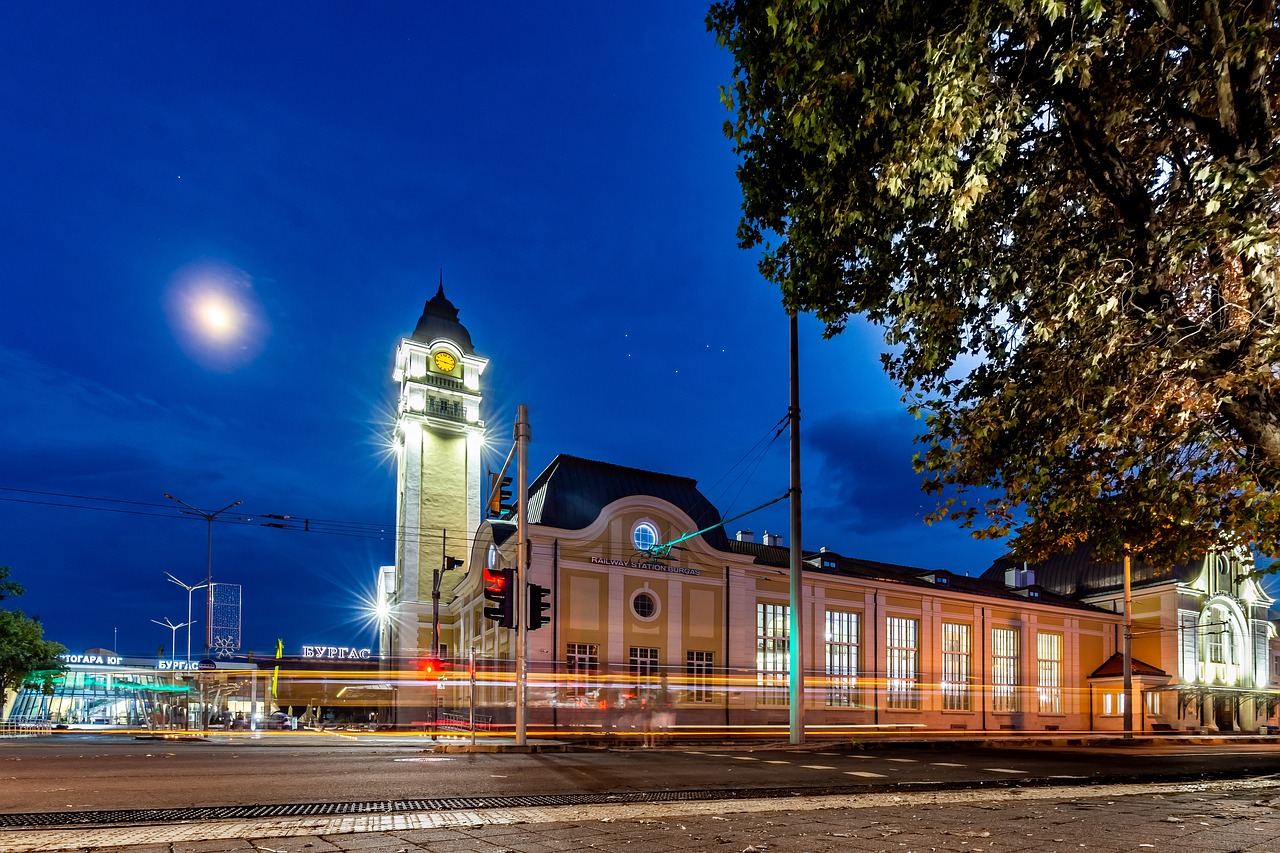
xmin=0 ymin=3 xmax=1007 ymax=658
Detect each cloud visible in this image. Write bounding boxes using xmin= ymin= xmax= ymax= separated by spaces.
xmin=805 ymin=409 xmax=937 ymax=536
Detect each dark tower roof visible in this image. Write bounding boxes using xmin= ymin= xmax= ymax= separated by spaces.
xmin=525 ymin=455 xmax=730 ymax=550
xmin=411 ymin=281 xmax=476 ymax=353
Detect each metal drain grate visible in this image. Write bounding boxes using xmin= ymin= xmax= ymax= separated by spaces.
xmin=0 ymin=787 xmax=816 ymax=829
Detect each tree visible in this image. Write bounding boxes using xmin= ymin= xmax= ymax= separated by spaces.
xmin=708 ymin=0 xmax=1280 ymax=565
xmin=0 ymin=565 xmax=23 ymax=601
xmin=0 ymin=567 xmax=66 ymax=718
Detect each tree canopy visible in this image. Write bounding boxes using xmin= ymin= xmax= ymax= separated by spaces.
xmin=709 ymin=0 xmax=1280 ymax=565
xmin=0 ymin=567 xmax=66 ymax=716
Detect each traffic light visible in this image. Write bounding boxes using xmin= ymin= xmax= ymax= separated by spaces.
xmin=487 ymin=471 xmax=514 ymax=519
xmin=417 ymin=656 xmax=445 ymax=676
xmin=527 ymin=583 xmax=551 ymax=631
xmin=483 ymin=567 xmax=516 ymax=628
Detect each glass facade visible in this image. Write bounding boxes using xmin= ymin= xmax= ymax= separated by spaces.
xmin=8 ymin=663 xmax=196 ymax=727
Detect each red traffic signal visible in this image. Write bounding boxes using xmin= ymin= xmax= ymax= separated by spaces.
xmin=483 ymin=567 xmax=516 ymax=628
xmin=417 ymin=656 xmax=447 ymax=676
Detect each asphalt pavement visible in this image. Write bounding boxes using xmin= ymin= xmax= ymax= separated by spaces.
xmin=4 ymin=776 xmax=1280 ymax=853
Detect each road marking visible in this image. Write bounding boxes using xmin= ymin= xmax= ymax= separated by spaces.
xmin=930 ymin=762 xmax=966 ymax=767
xmin=764 ymin=760 xmax=792 ymax=765
xmin=392 ymin=757 xmax=455 ymax=762
xmin=801 ymin=765 xmax=836 ymax=770
xmin=984 ymin=768 xmax=1028 ymax=774
xmin=731 ymin=756 xmax=760 ymax=761
xmin=683 ymin=751 xmax=706 ymax=755
xmin=885 ymin=758 xmax=917 ymax=763
xmin=844 ymin=770 xmax=887 ymax=778
xmin=815 ymin=752 xmax=840 ymax=756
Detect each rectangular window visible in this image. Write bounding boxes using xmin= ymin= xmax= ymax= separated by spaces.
xmin=1145 ymin=691 xmax=1160 ymax=715
xmin=686 ymin=650 xmax=714 ymax=702
xmin=566 ymin=642 xmax=599 ymax=700
xmin=1102 ymin=692 xmax=1127 ymax=715
xmin=757 ymin=602 xmax=789 ymax=706
xmin=825 ymin=610 xmax=860 ymax=707
xmin=629 ymin=646 xmax=659 ymax=696
xmin=991 ymin=627 xmax=1019 ymax=713
xmin=1037 ymin=632 xmax=1063 ymax=714
xmin=941 ymin=622 xmax=972 ymax=711
xmin=885 ymin=616 xmax=920 ymax=710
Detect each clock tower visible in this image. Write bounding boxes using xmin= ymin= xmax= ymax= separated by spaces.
xmin=388 ymin=282 xmax=487 ymax=667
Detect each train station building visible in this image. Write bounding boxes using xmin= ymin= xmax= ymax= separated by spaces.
xmin=380 ymin=287 xmax=1280 ymax=736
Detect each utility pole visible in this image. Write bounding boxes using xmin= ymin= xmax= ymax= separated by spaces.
xmin=515 ymin=403 xmax=531 ymax=746
xmin=1123 ymin=549 xmax=1133 ymax=738
xmin=788 ymin=312 xmax=805 ymax=744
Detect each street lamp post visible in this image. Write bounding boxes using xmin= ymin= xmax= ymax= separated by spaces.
xmin=165 ymin=572 xmax=207 ymax=662
xmin=164 ymin=494 xmax=242 ymax=658
xmin=151 ymin=617 xmax=191 ymax=659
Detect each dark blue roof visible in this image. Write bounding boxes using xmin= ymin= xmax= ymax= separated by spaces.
xmin=980 ymin=545 xmax=1203 ymax=597
xmin=527 ymin=455 xmax=729 ymax=550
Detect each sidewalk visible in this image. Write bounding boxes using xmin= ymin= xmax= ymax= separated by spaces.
xmin=6 ymin=777 xmax=1280 ymax=853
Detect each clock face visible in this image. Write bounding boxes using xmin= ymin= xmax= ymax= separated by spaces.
xmin=433 ymin=350 xmax=457 ymax=372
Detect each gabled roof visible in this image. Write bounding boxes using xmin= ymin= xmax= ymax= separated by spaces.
xmin=980 ymin=545 xmax=1203 ymax=597
xmin=1088 ymin=652 xmax=1169 ymax=679
xmin=526 ymin=455 xmax=730 ymax=550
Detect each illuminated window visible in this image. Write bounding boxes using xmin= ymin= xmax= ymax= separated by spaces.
xmin=886 ymin=617 xmax=919 ymax=709
xmin=1037 ymin=632 xmax=1063 ymax=713
xmin=630 ymin=646 xmax=659 ymax=695
xmin=566 ymin=643 xmax=598 ymax=700
xmin=632 ymin=521 xmax=659 ymax=552
xmin=1203 ymin=605 xmax=1237 ymax=667
xmin=825 ymin=610 xmax=859 ymax=707
xmin=991 ymin=627 xmax=1019 ymax=712
xmin=686 ymin=650 xmax=714 ymax=703
xmin=756 ymin=602 xmax=789 ymax=706
xmin=941 ymin=622 xmax=972 ymax=711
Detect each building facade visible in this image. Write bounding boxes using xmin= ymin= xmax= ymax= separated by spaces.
xmin=380 ymin=289 xmax=1280 ymax=736
xmin=984 ymin=549 xmax=1280 ymax=732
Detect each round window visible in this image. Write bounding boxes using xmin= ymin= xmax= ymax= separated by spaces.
xmin=633 ymin=521 xmax=659 ymax=552
xmin=631 ymin=590 xmax=659 ymax=621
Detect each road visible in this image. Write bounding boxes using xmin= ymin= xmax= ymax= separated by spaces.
xmin=3 ymin=732 xmax=1279 ymax=814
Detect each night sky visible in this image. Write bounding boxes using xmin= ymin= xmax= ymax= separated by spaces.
xmin=1 ymin=3 xmax=1008 ymax=659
